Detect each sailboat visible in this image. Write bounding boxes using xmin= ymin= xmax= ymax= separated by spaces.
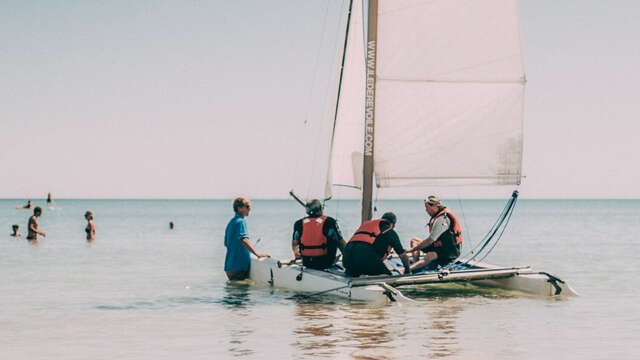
xmin=249 ymin=0 xmax=576 ymax=303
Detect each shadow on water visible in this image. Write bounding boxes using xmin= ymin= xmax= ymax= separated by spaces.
xmin=400 ymin=282 xmax=518 ymax=300
xmin=95 ymin=282 xmax=256 ymax=311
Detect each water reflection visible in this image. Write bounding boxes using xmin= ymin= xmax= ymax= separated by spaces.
xmin=221 ymin=282 xmax=251 ymax=308
xmin=292 ymin=299 xmax=340 ymax=358
xmin=343 ymin=305 xmax=396 ymax=359
xmin=222 ymin=283 xmax=255 ymax=357
xmin=421 ymin=299 xmax=463 ymax=358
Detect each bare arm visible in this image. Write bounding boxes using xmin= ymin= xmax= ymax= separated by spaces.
xmin=409 ymin=237 xmax=434 ymax=252
xmin=291 ymin=238 xmax=301 ymax=258
xmin=30 ymin=218 xmax=46 ymax=237
xmin=240 ymin=237 xmax=269 ymax=258
xmin=399 ymin=252 xmax=412 ymax=274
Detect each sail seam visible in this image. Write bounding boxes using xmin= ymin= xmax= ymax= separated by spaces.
xmin=376 ymin=78 xmax=525 ymax=84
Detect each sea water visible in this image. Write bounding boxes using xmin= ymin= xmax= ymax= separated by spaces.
xmin=1 ymin=199 xmax=638 ymax=359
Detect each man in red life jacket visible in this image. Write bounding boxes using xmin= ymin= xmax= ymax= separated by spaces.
xmin=291 ymin=199 xmax=346 ymax=270
xmin=407 ymin=195 xmax=463 ymax=271
xmin=343 ymin=212 xmax=412 ymax=277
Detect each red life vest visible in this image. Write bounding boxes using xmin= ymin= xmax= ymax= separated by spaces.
xmin=349 ymin=219 xmax=392 ymax=260
xmin=428 ymin=207 xmax=463 ymax=247
xmin=299 ymin=216 xmax=328 ymax=257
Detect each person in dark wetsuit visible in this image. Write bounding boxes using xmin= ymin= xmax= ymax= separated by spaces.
xmin=343 ymin=212 xmax=412 ymax=277
xmin=291 ymin=199 xmax=346 ymax=270
xmin=85 ymin=211 xmax=95 ymax=241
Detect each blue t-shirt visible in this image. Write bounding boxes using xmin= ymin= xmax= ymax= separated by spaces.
xmin=224 ymin=213 xmax=251 ymax=272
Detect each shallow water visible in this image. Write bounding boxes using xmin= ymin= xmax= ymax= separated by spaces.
xmin=1 ymin=199 xmax=638 ymax=359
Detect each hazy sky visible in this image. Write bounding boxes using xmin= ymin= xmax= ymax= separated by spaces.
xmin=1 ymin=0 xmax=639 ymax=199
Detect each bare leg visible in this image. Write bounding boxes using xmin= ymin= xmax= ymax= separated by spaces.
xmin=410 ymin=237 xmax=423 ymax=262
xmin=410 ymin=252 xmax=438 ymax=272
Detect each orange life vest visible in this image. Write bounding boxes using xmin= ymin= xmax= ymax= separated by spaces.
xmin=299 ymin=216 xmax=328 ymax=257
xmin=428 ymin=207 xmax=463 ymax=247
xmin=349 ymin=219 xmax=392 ymax=260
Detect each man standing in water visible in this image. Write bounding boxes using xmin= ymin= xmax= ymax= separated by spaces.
xmin=224 ymin=197 xmax=269 ymax=281
xmin=27 ymin=207 xmax=46 ymax=241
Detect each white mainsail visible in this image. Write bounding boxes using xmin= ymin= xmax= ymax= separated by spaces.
xmin=326 ymin=0 xmax=366 ymax=196
xmin=328 ymin=0 xmax=525 ymax=193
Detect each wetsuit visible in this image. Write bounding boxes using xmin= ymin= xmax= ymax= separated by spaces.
xmin=343 ymin=220 xmax=406 ymax=277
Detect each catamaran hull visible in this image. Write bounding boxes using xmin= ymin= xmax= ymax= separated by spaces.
xmin=249 ymin=257 xmax=577 ymax=303
xmin=249 ymin=257 xmax=392 ymax=303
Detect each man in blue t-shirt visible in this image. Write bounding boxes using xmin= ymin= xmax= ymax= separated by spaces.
xmin=224 ymin=197 xmax=269 ymax=280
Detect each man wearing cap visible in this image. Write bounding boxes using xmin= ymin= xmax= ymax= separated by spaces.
xmin=407 ymin=195 xmax=463 ymax=271
xmin=343 ymin=212 xmax=412 ymax=277
xmin=291 ymin=199 xmax=346 ymax=270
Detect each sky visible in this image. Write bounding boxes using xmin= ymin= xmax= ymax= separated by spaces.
xmin=1 ymin=0 xmax=639 ymax=199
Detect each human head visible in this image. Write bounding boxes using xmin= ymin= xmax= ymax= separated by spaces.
xmin=381 ymin=212 xmax=397 ymax=227
xmin=233 ymin=197 xmax=251 ymax=217
xmin=85 ymin=210 xmax=94 ymax=220
xmin=424 ymin=195 xmax=442 ymax=216
xmin=33 ymin=206 xmax=42 ymax=216
xmin=305 ymin=199 xmax=323 ymax=217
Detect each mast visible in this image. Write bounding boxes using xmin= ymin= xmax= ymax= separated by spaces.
xmin=361 ymin=0 xmax=378 ymax=223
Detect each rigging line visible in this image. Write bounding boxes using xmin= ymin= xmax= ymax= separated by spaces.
xmin=468 ymin=196 xmax=515 ymax=260
xmin=313 ymin=0 xmax=349 ymax=197
xmin=458 ymin=192 xmax=516 ymax=261
xmin=328 ymin=0 xmax=354 ymax=149
xmin=462 ymin=191 xmax=518 ymax=264
xmin=456 ymin=189 xmax=473 ymax=250
xmin=476 ymin=199 xmax=518 ymax=263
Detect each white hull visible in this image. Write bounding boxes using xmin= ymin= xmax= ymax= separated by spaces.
xmin=249 ymin=257 xmax=577 ymax=303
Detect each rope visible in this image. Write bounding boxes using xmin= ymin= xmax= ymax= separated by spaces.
xmin=456 ymin=190 xmax=474 ymax=252
xmin=457 ymin=190 xmax=519 ymax=266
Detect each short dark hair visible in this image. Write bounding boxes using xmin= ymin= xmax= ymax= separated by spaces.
xmin=12 ymin=224 xmax=19 ymax=229
xmin=305 ymin=199 xmax=323 ymax=216
xmin=233 ymin=197 xmax=248 ymax=213
xmin=34 ymin=206 xmax=42 ymax=214
xmin=381 ymin=212 xmax=396 ymax=225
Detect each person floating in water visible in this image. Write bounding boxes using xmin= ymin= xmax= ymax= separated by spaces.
xmin=169 ymin=220 xmax=175 ymax=230
xmin=11 ymin=224 xmax=22 ymax=237
xmin=16 ymin=200 xmax=33 ymax=209
xmin=224 ymin=197 xmax=269 ymax=281
xmin=291 ymin=199 xmax=346 ymax=270
xmin=85 ymin=211 xmax=95 ymax=241
xmin=27 ymin=207 xmax=46 ymax=241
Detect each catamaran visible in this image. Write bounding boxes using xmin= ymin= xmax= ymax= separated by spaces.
xmin=249 ymin=0 xmax=576 ymax=303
